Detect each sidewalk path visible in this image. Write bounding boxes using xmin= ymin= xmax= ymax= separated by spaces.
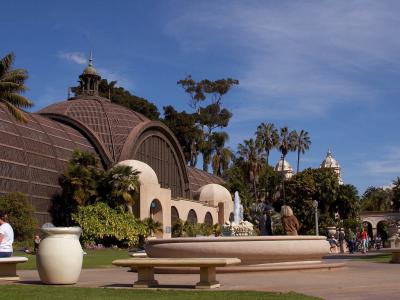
xmin=3 ymin=259 xmax=400 ymax=300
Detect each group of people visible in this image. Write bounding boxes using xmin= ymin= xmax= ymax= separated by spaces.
xmin=329 ymin=227 xmax=383 ymax=254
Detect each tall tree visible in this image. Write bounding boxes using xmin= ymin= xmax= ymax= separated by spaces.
xmin=361 ymin=186 xmax=391 ymax=212
xmin=256 ymin=122 xmax=279 ymax=202
xmin=0 ymin=52 xmax=33 ymax=122
xmin=177 ymin=75 xmax=238 ymax=172
xmin=162 ymin=106 xmax=202 ymax=166
xmin=292 ymin=129 xmax=312 ymax=173
xmin=237 ymin=138 xmax=264 ymax=200
xmin=211 ymin=131 xmax=232 ymax=176
xmin=256 ymin=123 xmax=279 ymax=167
xmin=277 ymin=127 xmax=296 ymax=203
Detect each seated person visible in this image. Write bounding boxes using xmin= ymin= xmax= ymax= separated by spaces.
xmin=0 ymin=211 xmax=14 ymax=258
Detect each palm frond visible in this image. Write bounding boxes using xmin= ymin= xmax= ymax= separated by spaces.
xmin=3 ymin=101 xmax=28 ymax=122
xmin=1 ymin=93 xmax=33 ymax=108
xmin=0 ymin=53 xmax=15 ymax=77
xmin=0 ymin=69 xmax=28 ymax=84
xmin=0 ymin=82 xmax=27 ymax=93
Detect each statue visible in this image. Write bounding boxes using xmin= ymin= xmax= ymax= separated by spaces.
xmin=280 ymin=205 xmax=300 ymax=236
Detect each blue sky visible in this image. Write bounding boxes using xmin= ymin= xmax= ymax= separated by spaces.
xmin=2 ymin=0 xmax=400 ymax=194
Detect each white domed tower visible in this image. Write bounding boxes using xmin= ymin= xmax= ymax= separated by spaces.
xmin=275 ymin=156 xmax=293 ymax=180
xmin=320 ymin=150 xmax=343 ymax=185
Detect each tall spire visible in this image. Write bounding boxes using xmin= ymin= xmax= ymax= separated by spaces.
xmin=89 ymin=50 xmax=93 ymax=67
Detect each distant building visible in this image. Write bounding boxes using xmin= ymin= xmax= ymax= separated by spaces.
xmin=274 ymin=155 xmax=294 ymax=180
xmin=320 ymin=150 xmax=343 ymax=185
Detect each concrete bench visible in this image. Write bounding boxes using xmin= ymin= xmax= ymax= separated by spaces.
xmin=382 ymin=248 xmax=400 ymax=263
xmin=112 ymin=257 xmax=241 ymax=289
xmin=0 ymin=256 xmax=28 ymax=280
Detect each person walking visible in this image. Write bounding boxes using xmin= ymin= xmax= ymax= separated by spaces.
xmin=0 ymin=211 xmax=14 ymax=257
xmin=360 ymin=228 xmax=368 ymax=254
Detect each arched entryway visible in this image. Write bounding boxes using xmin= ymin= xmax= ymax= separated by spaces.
xmin=171 ymin=206 xmax=179 ymax=225
xmin=187 ymin=209 xmax=197 ymax=224
xmin=377 ymin=221 xmax=389 ymax=246
xmin=364 ymin=222 xmax=373 ymax=240
xmin=150 ymin=199 xmax=163 ymax=238
xmin=204 ymin=212 xmax=213 ymax=226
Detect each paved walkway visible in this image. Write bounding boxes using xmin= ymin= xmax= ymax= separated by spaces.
xmin=3 ymin=257 xmax=400 ymax=300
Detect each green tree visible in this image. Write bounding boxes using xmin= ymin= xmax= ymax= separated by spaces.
xmin=391 ymin=177 xmax=400 ymax=211
xmin=72 ymin=202 xmax=146 ymax=247
xmin=237 ymin=138 xmax=264 ymax=201
xmin=292 ymin=129 xmax=311 ymax=173
xmin=211 ymin=131 xmax=232 ymax=176
xmin=256 ymin=122 xmax=279 ymax=202
xmin=162 ymin=105 xmax=202 ymax=166
xmin=277 ymin=127 xmax=296 ymax=203
xmin=50 ymin=150 xmax=103 ymax=226
xmin=100 ymin=165 xmax=140 ymax=214
xmin=0 ymin=52 xmax=33 ymax=122
xmin=0 ymin=193 xmax=37 ymax=242
xmin=336 ymin=184 xmax=359 ymax=220
xmin=360 ymin=186 xmax=391 ymax=212
xmin=177 ymin=75 xmax=238 ymax=172
xmin=142 ymin=218 xmax=163 ymax=237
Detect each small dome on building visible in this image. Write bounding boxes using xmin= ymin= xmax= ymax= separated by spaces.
xmin=83 ymin=65 xmax=98 ymax=76
xmin=275 ymin=156 xmax=293 ymax=179
xmin=198 ymin=184 xmax=231 ymax=206
xmin=321 ymin=150 xmax=340 ymax=169
xmin=117 ymin=160 xmax=158 ymax=185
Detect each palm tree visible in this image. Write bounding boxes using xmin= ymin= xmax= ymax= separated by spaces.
xmin=292 ymin=130 xmax=311 ymax=173
xmin=211 ymin=131 xmax=232 ymax=176
xmin=105 ymin=165 xmax=140 ymax=214
xmin=256 ymin=123 xmax=279 ymax=167
xmin=278 ymin=127 xmax=296 ymax=203
xmin=0 ymin=52 xmax=33 ymax=122
xmin=238 ymin=138 xmax=264 ymax=200
xmin=256 ymin=123 xmax=279 ymax=202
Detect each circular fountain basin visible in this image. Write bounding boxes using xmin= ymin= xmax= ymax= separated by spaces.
xmin=146 ymin=235 xmax=330 ymax=265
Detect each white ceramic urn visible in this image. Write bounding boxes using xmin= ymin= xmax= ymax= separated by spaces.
xmin=36 ymin=227 xmax=83 ymax=284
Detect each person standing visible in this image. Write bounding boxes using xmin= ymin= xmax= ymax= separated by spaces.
xmin=0 ymin=211 xmax=14 ymax=257
xmin=280 ymin=205 xmax=300 ymax=236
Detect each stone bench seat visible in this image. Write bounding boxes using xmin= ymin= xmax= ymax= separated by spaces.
xmin=0 ymin=256 xmax=28 ymax=280
xmin=381 ymin=248 xmax=400 ymax=263
xmin=112 ymin=257 xmax=241 ymax=288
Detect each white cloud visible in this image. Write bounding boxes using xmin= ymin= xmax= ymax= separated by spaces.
xmin=58 ymin=51 xmax=87 ymax=65
xmin=97 ymin=68 xmax=135 ymax=91
xmin=164 ymin=1 xmax=400 ymax=118
xmin=363 ymin=146 xmax=400 ymax=175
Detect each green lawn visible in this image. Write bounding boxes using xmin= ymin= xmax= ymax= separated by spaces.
xmin=355 ymin=253 xmax=391 ymax=263
xmin=1 ymin=285 xmax=320 ymax=300
xmin=17 ymin=248 xmax=129 ymax=270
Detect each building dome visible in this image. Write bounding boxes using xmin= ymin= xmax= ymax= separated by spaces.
xmin=117 ymin=160 xmax=158 ymax=185
xmin=82 ymin=65 xmax=98 ymax=75
xmin=274 ymin=156 xmax=293 ymax=179
xmin=197 ymin=184 xmax=231 ymax=206
xmin=321 ymin=150 xmax=340 ymax=169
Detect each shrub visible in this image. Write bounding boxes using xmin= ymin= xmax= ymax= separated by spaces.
xmin=71 ymin=202 xmax=146 ymax=247
xmin=0 ymin=192 xmax=37 ymax=242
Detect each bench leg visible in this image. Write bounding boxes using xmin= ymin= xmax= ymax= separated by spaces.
xmin=133 ymin=266 xmax=158 ymax=288
xmin=390 ymin=252 xmax=400 ymax=263
xmin=196 ymin=266 xmax=220 ymax=289
xmin=0 ymin=263 xmax=19 ymax=281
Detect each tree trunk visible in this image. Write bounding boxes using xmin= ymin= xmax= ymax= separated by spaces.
xmin=297 ymin=149 xmax=300 ymax=173
xmin=127 ymin=203 xmax=133 ymax=215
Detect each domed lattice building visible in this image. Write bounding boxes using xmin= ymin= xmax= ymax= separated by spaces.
xmin=0 ymin=59 xmax=233 ymax=236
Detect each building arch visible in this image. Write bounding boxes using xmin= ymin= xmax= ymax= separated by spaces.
xmin=171 ymin=206 xmax=179 ymax=225
xmin=204 ymin=212 xmax=213 ymax=226
xmin=187 ymin=209 xmax=198 ymax=224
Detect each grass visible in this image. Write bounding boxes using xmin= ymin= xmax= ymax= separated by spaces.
xmin=17 ymin=248 xmax=128 ymax=270
xmin=0 ymin=285 xmax=321 ymax=300
xmin=355 ymin=253 xmax=391 ymax=263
